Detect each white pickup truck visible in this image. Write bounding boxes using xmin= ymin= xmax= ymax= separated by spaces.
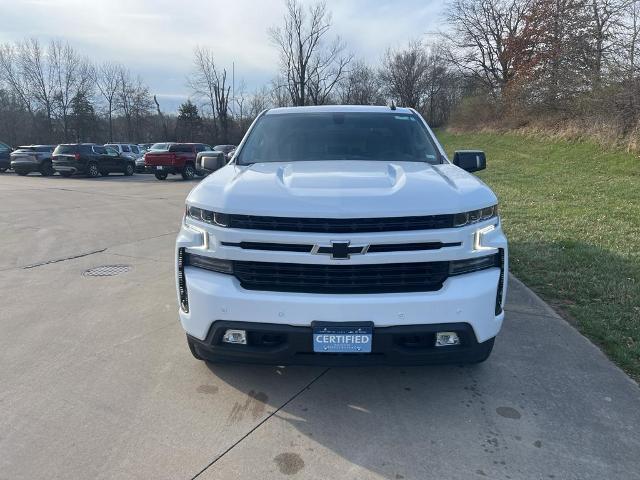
xmin=176 ymin=105 xmax=508 ymax=366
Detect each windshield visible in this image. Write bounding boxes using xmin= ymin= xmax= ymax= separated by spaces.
xmin=150 ymin=143 xmax=169 ymax=150
xmin=237 ymin=112 xmax=440 ymax=165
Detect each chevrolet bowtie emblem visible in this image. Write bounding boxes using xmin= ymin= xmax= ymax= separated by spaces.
xmin=311 ymin=241 xmax=369 ymax=260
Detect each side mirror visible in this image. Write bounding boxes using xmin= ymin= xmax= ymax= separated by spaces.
xmin=201 ymin=153 xmax=225 ymax=171
xmin=453 ymin=150 xmax=486 ymax=173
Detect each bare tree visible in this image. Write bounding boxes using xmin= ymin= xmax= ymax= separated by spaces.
xmin=445 ymin=0 xmax=534 ymax=95
xmin=306 ymin=36 xmax=351 ymax=104
xmin=337 ymin=60 xmax=383 ymax=105
xmin=0 ymin=43 xmax=35 ymax=117
xmin=424 ymin=44 xmax=457 ymax=125
xmin=17 ymin=38 xmax=57 ymax=139
xmin=234 ymin=79 xmax=248 ymax=129
xmin=621 ymin=0 xmax=640 ymax=76
xmin=213 ymin=67 xmax=231 ymax=141
xmin=94 ymin=62 xmax=121 ymax=142
xmin=248 ymin=86 xmax=272 ymax=118
xmin=188 ymin=46 xmax=231 ymax=141
xmin=585 ymin=0 xmax=631 ymax=87
xmin=50 ymin=40 xmax=92 ymax=141
xmin=269 ymin=0 xmax=351 ymax=106
xmin=269 ymin=76 xmax=291 ymax=107
xmin=189 ymin=47 xmax=219 ymax=120
xmin=380 ymin=40 xmax=431 ymax=109
xmin=116 ymin=68 xmax=152 ymax=140
xmin=526 ymin=0 xmax=593 ymax=107
xmin=153 ymin=94 xmax=169 ymax=140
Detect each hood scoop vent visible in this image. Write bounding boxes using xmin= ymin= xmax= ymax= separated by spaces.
xmin=275 ymin=161 xmax=406 ymax=193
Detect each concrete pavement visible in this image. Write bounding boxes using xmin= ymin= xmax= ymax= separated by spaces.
xmin=0 ymin=172 xmax=638 ymax=479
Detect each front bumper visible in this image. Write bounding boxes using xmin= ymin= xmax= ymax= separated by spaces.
xmin=188 ymin=321 xmax=495 ymax=365
xmin=181 ymin=265 xmax=505 ymax=344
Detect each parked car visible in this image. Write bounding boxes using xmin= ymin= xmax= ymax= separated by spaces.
xmin=130 ymin=144 xmax=143 ymax=159
xmin=138 ymin=143 xmax=154 ymax=151
xmin=136 ymin=142 xmax=170 ymax=173
xmin=104 ymin=143 xmax=138 ymax=160
xmin=52 ymin=144 xmax=136 ymax=178
xmin=0 ymin=142 xmax=13 ymax=172
xmin=212 ymin=144 xmax=236 ymax=161
xmin=178 ymin=105 xmax=508 ymax=366
xmin=10 ymin=145 xmax=57 ymax=176
xmin=144 ymin=143 xmax=211 ymax=180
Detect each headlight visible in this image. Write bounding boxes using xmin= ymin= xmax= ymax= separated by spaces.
xmin=186 ymin=205 xmax=229 ymax=227
xmin=453 ymin=205 xmax=498 ymax=227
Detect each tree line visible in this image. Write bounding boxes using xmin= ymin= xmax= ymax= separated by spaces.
xmin=1 ymin=0 xmax=639 ymax=148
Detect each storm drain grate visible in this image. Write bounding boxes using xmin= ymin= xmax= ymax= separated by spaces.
xmin=83 ymin=265 xmax=131 ymax=277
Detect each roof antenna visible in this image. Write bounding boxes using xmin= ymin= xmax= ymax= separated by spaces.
xmin=390 ymin=101 xmax=396 ymax=111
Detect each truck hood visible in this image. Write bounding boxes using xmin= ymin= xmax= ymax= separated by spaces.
xmin=187 ymin=161 xmax=497 ymax=217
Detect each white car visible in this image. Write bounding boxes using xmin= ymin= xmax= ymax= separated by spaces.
xmin=104 ymin=143 xmax=139 ymax=160
xmin=176 ymin=105 xmax=508 ymax=365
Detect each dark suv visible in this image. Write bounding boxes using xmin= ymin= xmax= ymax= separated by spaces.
xmin=11 ymin=145 xmax=57 ymax=176
xmin=0 ymin=142 xmax=12 ymax=172
xmin=52 ymin=144 xmax=136 ymax=178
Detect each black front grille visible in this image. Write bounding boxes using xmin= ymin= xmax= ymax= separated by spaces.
xmin=233 ymin=260 xmax=450 ymax=294
xmin=224 ymin=214 xmax=455 ymax=233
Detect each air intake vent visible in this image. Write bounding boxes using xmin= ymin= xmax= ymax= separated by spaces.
xmin=177 ymin=248 xmax=189 ymax=312
xmin=495 ymin=248 xmax=505 ymax=315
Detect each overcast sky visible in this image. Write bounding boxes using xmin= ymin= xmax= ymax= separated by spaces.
xmin=0 ymin=0 xmax=446 ymax=111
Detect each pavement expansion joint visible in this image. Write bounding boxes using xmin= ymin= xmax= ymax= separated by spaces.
xmin=22 ymin=248 xmax=107 ymax=269
xmin=190 ymin=367 xmax=331 ymax=480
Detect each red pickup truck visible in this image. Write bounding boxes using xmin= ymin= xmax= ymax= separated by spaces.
xmin=145 ymin=143 xmax=211 ymax=180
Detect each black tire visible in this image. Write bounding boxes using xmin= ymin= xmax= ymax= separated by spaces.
xmin=40 ymin=160 xmax=54 ymax=176
xmin=187 ymin=337 xmax=205 ymax=361
xmin=124 ymin=162 xmax=134 ymax=176
xmin=155 ymin=172 xmax=168 ymax=180
xmin=181 ymin=163 xmax=196 ymax=180
xmin=0 ymin=168 xmax=6 ymax=173
xmin=60 ymin=171 xmax=73 ymax=178
xmin=87 ymin=162 xmax=100 ymax=178
xmin=15 ymin=170 xmax=29 ymax=176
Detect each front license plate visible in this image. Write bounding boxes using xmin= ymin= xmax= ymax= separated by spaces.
xmin=156 ymin=166 xmax=163 ymax=170
xmin=313 ymin=325 xmax=372 ymax=353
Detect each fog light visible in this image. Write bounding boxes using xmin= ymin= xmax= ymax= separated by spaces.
xmin=222 ymin=329 xmax=247 ymax=345
xmin=435 ymin=332 xmax=460 ymax=347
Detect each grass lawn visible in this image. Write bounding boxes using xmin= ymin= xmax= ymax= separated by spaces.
xmin=437 ymin=130 xmax=640 ymax=380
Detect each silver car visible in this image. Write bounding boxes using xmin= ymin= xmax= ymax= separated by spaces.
xmin=104 ymin=143 xmax=139 ymax=160
xmin=10 ymin=145 xmax=57 ymax=176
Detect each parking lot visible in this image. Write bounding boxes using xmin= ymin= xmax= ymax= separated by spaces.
xmin=1 ymin=172 xmax=639 ymax=480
